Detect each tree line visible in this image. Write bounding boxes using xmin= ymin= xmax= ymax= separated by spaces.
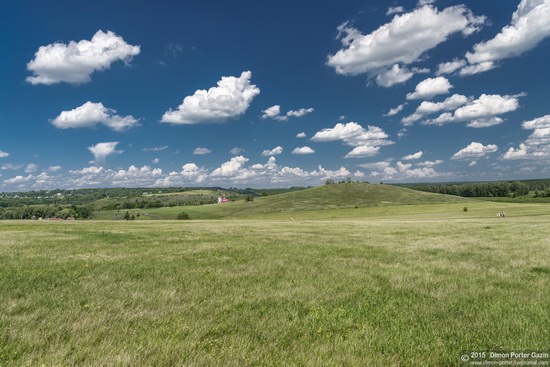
xmin=401 ymin=181 xmax=531 ymax=197
xmin=0 ymin=205 xmax=94 ymax=220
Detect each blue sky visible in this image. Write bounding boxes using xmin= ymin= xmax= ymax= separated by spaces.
xmin=1 ymin=0 xmax=550 ymax=191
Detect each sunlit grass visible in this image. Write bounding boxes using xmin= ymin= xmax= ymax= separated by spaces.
xmin=1 ymin=203 xmax=549 ymax=365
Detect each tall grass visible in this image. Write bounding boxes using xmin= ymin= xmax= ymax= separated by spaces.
xmin=1 ymin=206 xmax=549 ymax=366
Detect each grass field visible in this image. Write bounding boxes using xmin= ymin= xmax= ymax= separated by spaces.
xmin=1 ymin=198 xmax=549 ymax=366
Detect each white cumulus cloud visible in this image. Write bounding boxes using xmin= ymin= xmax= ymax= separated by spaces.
xmin=463 ymin=0 xmax=550 ymax=75
xmin=287 ymin=108 xmax=314 ymax=118
xmin=361 ymin=160 xmax=446 ymax=180
xmin=292 ymin=146 xmax=315 ymax=155
xmin=181 ymin=163 xmax=209 ymax=183
xmin=262 ymin=146 xmax=283 ymax=156
xmin=424 ymin=94 xmax=522 ymax=127
xmin=402 ymin=151 xmax=423 ymax=160
xmin=88 ymin=142 xmax=122 ymax=163
xmin=210 ymin=156 xmax=250 ymax=177
xmin=385 ymin=103 xmax=407 ymax=117
xmin=161 ymin=71 xmax=260 ymax=124
xmin=311 ymin=122 xmax=393 ymax=158
xmin=451 ymin=142 xmax=498 ymax=160
xmin=375 ymin=64 xmax=414 ymax=87
xmin=326 ymin=4 xmax=485 ymax=82
xmin=0 ymin=150 xmax=9 ymax=158
xmin=406 ymin=77 xmax=453 ymax=100
xmin=503 ymin=115 xmax=550 ymax=160
xmin=402 ymin=94 xmax=469 ymax=125
xmin=261 ymin=105 xmax=281 ymax=119
xmin=26 ymin=30 xmax=140 ymax=85
xmin=417 ymin=160 xmax=444 ymax=167
xmin=345 ymin=146 xmax=380 ymax=158
xmin=261 ymin=105 xmax=314 ymax=121
xmin=51 ymin=102 xmax=139 ymax=131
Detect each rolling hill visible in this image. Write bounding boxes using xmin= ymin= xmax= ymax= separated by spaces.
xmin=97 ymin=182 xmax=469 ymax=220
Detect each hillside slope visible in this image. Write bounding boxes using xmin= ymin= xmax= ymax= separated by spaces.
xmin=146 ymin=182 xmax=468 ymax=220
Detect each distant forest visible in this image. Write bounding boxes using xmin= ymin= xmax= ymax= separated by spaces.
xmin=396 ymin=178 xmax=550 ymax=198
xmin=0 ymin=186 xmax=308 ymax=220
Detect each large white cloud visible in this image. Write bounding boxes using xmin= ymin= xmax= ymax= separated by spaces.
xmin=311 ymin=122 xmax=393 ymax=158
xmin=0 ymin=150 xmax=9 ymax=158
xmin=326 ymin=4 xmax=485 ymax=83
xmin=26 ymin=30 xmax=140 ymax=85
xmin=161 ymin=71 xmax=260 ymax=124
xmin=503 ymin=115 xmax=550 ymax=160
xmin=88 ymin=142 xmax=122 ymax=163
xmin=51 ymin=102 xmax=139 ymax=131
xmin=424 ymin=94 xmax=522 ymax=127
xmin=463 ymin=0 xmax=550 ymax=75
xmin=451 ymin=142 xmax=498 ymax=160
xmin=406 ymin=77 xmax=453 ymax=100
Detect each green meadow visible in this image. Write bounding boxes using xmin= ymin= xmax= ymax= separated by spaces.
xmin=1 ymin=184 xmax=549 ymax=366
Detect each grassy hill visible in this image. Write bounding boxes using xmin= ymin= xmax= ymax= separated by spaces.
xmin=220 ymin=182 xmax=467 ymax=214
xmin=96 ymin=182 xmax=469 ymax=220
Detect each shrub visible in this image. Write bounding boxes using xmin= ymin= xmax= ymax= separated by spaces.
xmin=176 ymin=212 xmax=190 ymax=220
xmin=463 ymin=207 xmax=468 ymax=212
